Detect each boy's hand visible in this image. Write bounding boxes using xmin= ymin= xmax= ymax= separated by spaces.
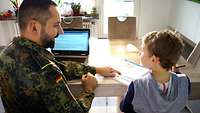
xmin=81 ymin=73 xmax=97 ymax=92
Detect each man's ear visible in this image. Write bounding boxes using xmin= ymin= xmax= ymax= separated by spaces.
xmin=27 ymin=20 xmax=41 ymax=34
xmin=151 ymin=55 xmax=160 ymax=64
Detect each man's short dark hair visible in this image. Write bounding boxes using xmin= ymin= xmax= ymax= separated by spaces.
xmin=18 ymin=0 xmax=57 ymax=32
xmin=143 ymin=30 xmax=184 ymax=70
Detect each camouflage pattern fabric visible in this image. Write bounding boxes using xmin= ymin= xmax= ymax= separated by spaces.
xmin=0 ymin=37 xmax=96 ymax=113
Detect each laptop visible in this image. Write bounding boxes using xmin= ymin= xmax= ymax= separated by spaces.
xmin=51 ymin=28 xmax=90 ymax=62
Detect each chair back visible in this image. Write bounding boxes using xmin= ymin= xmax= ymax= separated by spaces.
xmin=61 ymin=17 xmax=83 ymax=28
xmin=187 ymin=41 xmax=200 ymax=69
xmin=108 ymin=16 xmax=136 ymax=39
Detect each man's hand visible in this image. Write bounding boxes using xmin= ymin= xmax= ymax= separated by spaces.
xmin=96 ymin=66 xmax=121 ymax=77
xmin=81 ymin=73 xmax=97 ymax=92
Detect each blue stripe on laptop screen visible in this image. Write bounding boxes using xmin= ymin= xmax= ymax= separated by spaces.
xmin=53 ymin=31 xmax=89 ymax=51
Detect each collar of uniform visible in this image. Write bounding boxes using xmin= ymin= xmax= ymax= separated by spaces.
xmin=14 ymin=37 xmax=55 ymax=60
xmin=14 ymin=37 xmax=44 ymax=53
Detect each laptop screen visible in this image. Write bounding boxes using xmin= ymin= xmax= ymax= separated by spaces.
xmin=52 ymin=28 xmax=90 ymax=55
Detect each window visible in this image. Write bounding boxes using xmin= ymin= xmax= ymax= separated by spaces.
xmin=53 ymin=0 xmax=94 ymax=15
xmin=18 ymin=0 xmax=95 ymax=15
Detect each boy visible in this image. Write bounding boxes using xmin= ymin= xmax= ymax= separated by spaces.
xmin=120 ymin=30 xmax=190 ymax=113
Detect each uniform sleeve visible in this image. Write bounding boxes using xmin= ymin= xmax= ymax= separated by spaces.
xmin=35 ymin=64 xmax=95 ymax=113
xmin=120 ymin=82 xmax=136 ymax=113
xmin=57 ymin=61 xmax=96 ymax=80
xmin=76 ymin=90 xmax=95 ymax=112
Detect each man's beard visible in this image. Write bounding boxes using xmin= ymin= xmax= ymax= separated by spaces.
xmin=40 ymin=31 xmax=59 ymax=48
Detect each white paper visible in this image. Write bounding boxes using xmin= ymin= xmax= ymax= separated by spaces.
xmin=110 ymin=57 xmax=150 ymax=86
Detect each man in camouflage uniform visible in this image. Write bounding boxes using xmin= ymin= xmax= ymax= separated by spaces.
xmin=0 ymin=0 xmax=120 ymax=113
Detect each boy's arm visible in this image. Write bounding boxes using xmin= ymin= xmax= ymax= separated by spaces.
xmin=173 ymin=69 xmax=191 ymax=95
xmin=120 ymin=82 xmax=136 ymax=113
xmin=172 ymin=66 xmax=190 ymax=95
xmin=186 ymin=76 xmax=191 ymax=95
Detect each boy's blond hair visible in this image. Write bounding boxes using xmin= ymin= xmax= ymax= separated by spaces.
xmin=143 ymin=30 xmax=184 ymax=70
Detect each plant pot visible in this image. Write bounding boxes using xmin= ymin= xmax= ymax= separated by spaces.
xmin=14 ymin=9 xmax=18 ymax=17
xmin=73 ymin=10 xmax=80 ymax=16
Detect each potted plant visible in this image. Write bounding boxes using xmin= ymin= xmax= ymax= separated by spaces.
xmin=54 ymin=0 xmax=64 ymax=9
xmin=71 ymin=2 xmax=81 ymax=16
xmin=10 ymin=0 xmax=19 ymax=16
xmin=90 ymin=7 xmax=99 ymax=18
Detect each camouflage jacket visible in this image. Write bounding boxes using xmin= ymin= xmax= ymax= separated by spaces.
xmin=0 ymin=37 xmax=96 ymax=113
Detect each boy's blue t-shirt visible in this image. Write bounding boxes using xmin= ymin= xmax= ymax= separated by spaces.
xmin=120 ymin=82 xmax=136 ymax=113
xmin=120 ymin=73 xmax=190 ymax=113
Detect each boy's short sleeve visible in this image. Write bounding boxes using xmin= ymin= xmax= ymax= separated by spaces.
xmin=120 ymin=81 xmax=136 ymax=113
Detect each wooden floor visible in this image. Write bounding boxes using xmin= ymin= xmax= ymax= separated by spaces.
xmin=89 ymin=97 xmax=121 ymax=113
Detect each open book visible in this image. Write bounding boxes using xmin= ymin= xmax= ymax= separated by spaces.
xmin=110 ymin=58 xmax=150 ymax=86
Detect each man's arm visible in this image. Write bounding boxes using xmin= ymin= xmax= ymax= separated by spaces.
xmin=76 ymin=73 xmax=97 ymax=112
xmin=57 ymin=61 xmax=96 ymax=80
xmin=57 ymin=61 xmax=121 ymax=80
xmin=36 ymin=64 xmax=95 ymax=113
xmin=38 ymin=81 xmax=94 ymax=113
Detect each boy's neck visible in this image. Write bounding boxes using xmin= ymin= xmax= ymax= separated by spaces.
xmin=152 ymin=69 xmax=170 ymax=83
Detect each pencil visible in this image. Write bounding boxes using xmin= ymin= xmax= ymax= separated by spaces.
xmin=175 ymin=64 xmax=186 ymax=68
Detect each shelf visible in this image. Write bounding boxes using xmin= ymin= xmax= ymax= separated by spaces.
xmin=0 ymin=16 xmax=17 ymax=21
xmin=61 ymin=16 xmax=99 ymax=20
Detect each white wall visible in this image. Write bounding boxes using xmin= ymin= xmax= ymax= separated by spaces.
xmin=137 ymin=0 xmax=171 ymax=38
xmin=0 ymin=0 xmax=19 ymax=46
xmin=0 ymin=0 xmax=13 ymax=12
xmin=0 ymin=21 xmax=19 ymax=46
xmin=169 ymin=0 xmax=200 ymax=44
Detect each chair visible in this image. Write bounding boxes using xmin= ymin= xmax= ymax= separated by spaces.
xmin=181 ymin=106 xmax=193 ymax=113
xmin=108 ymin=16 xmax=136 ymax=39
xmin=0 ymin=46 xmax=5 ymax=52
xmin=185 ymin=42 xmax=200 ymax=113
xmin=187 ymin=41 xmax=200 ymax=69
xmin=0 ymin=46 xmax=5 ymax=113
xmin=61 ymin=17 xmax=83 ymax=28
xmin=0 ymin=96 xmax=5 ymax=113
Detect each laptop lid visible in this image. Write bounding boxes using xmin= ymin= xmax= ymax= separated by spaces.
xmin=52 ymin=28 xmax=90 ymax=56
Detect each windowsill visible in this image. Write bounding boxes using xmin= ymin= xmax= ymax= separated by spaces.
xmin=61 ymin=15 xmax=99 ymax=20
xmin=0 ymin=16 xmax=17 ymax=21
